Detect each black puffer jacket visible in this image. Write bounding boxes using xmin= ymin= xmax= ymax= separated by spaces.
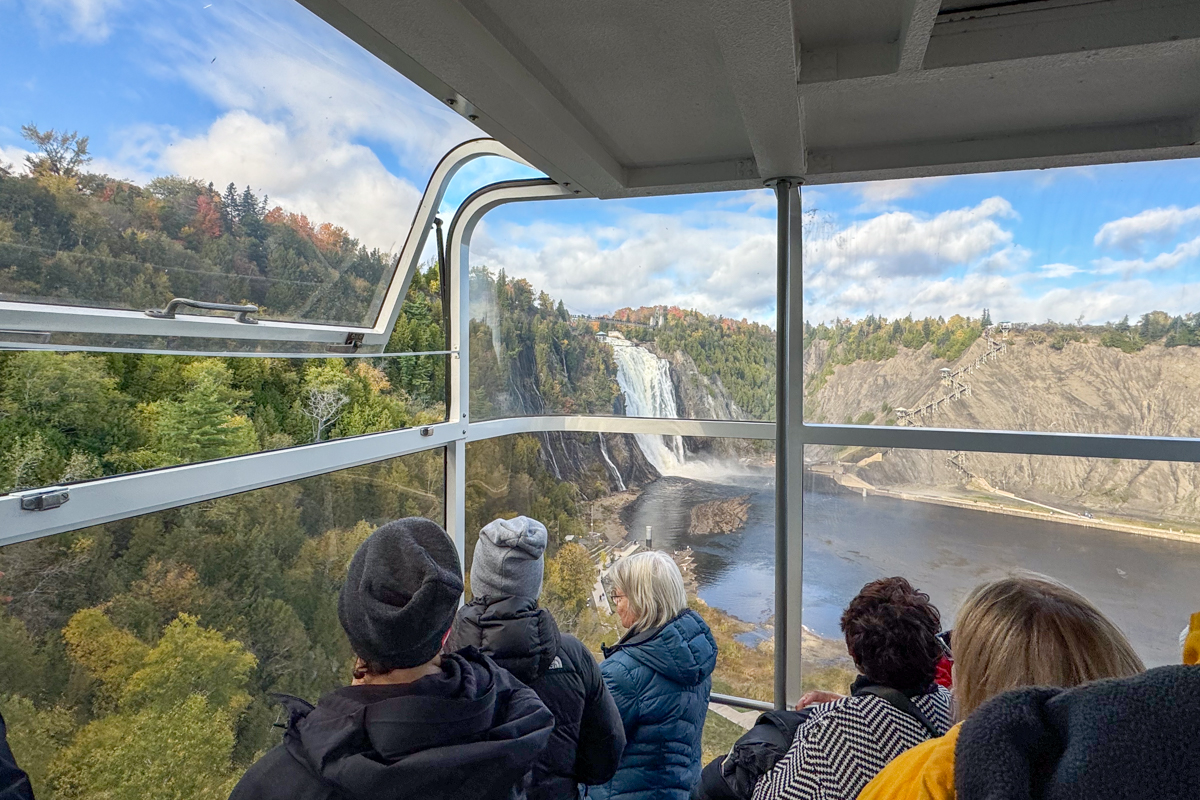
xmin=450 ymin=596 xmax=626 ymax=800
xmin=227 ymin=647 xmax=554 ymax=800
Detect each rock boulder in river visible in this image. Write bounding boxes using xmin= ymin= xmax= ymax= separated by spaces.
xmin=690 ymin=495 xmax=751 ymax=534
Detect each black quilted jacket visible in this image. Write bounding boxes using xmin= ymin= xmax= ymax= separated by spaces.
xmin=450 ymin=596 xmax=626 ymax=800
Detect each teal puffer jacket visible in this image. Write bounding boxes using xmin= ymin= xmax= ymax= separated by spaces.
xmin=592 ymin=609 xmax=718 ymax=800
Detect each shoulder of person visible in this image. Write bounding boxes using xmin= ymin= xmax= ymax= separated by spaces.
xmin=600 ymin=648 xmax=645 ymax=683
xmin=793 ymin=695 xmax=875 ymax=737
xmin=858 ymin=722 xmax=960 ymax=800
xmin=555 ymin=633 xmax=600 ymax=670
xmin=230 ymin=744 xmax=319 ymax=800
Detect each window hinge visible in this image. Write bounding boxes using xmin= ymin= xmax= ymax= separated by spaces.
xmin=17 ymin=487 xmax=70 ymax=511
xmin=326 ymin=332 xmax=364 ymax=354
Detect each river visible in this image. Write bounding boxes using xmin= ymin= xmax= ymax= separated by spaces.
xmin=623 ymin=470 xmax=1200 ymax=666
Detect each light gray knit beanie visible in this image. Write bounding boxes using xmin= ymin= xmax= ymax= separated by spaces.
xmin=471 ymin=516 xmax=548 ymax=600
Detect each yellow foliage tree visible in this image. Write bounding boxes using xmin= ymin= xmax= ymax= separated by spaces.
xmin=543 ymin=543 xmax=596 ymax=620
xmin=62 ymin=608 xmax=150 ymax=709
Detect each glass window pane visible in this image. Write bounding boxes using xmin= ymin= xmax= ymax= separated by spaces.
xmin=803 ymin=445 xmax=1200 ymax=679
xmin=465 ymin=432 xmax=774 ymax=759
xmin=0 ymin=346 xmax=446 ymax=496
xmin=0 ymin=450 xmax=444 ymax=797
xmin=469 ymin=191 xmax=777 ymax=421
xmin=802 ymin=159 xmax=1200 ymax=437
xmin=0 ymin=0 xmax=479 ymax=326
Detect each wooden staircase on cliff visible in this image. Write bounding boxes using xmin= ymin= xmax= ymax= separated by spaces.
xmin=895 ymin=335 xmax=1007 ymax=427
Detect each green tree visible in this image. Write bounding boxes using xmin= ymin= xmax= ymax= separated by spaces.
xmin=145 ymin=361 xmax=256 ymax=463
xmin=21 ymin=124 xmax=91 ymax=178
xmin=0 ymin=695 xmax=77 ymax=796
xmin=0 ymin=611 xmax=47 ymax=699
xmin=120 ymin=613 xmax=256 ymax=716
xmin=48 ymin=694 xmax=240 ymax=800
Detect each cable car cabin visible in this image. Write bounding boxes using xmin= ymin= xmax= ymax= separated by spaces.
xmin=2 ymin=1 xmax=1199 ymax=797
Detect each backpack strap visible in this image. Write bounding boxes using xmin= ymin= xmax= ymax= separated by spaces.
xmin=854 ymin=685 xmax=942 ymax=739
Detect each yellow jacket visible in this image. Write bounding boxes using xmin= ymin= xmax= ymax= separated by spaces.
xmin=857 ymin=723 xmax=960 ymax=800
xmin=1185 ymin=612 xmax=1200 ymax=666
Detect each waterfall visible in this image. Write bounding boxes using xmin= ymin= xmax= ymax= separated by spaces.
xmin=599 ymin=333 xmax=686 ymax=474
xmin=598 ymin=433 xmax=626 ymax=491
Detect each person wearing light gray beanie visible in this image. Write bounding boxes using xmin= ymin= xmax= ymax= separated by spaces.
xmin=471 ymin=515 xmax=548 ymax=600
xmin=452 ymin=516 xmax=626 ymax=800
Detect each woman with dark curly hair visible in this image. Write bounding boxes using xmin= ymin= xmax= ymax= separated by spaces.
xmin=752 ymin=577 xmax=953 ymax=800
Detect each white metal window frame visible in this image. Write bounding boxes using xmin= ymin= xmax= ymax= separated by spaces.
xmin=0 ymin=138 xmax=532 ymax=351
xmin=7 ymin=163 xmax=1200 ymax=709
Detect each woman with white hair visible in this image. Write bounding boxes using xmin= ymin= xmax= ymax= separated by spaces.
xmin=592 ymin=550 xmax=718 ymax=800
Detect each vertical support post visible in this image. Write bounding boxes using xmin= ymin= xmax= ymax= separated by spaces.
xmin=447 ymin=213 xmax=472 ymax=579
xmin=446 ymin=439 xmax=467 ymax=574
xmin=768 ymin=178 xmax=803 ymax=709
xmin=785 ymin=184 xmax=805 ymax=709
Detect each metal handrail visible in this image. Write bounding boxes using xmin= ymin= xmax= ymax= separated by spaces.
xmin=711 ymin=692 xmax=774 ymax=713
xmin=146 ymin=298 xmax=259 ymax=324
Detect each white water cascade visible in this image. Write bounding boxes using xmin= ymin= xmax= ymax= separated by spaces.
xmin=598 ymin=434 xmax=627 ymax=491
xmin=599 ymin=333 xmax=686 ymax=474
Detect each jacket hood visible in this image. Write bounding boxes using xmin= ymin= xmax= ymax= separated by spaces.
xmin=955 ymin=665 xmax=1200 ymax=800
xmin=448 ymin=596 xmax=562 ymax=684
xmin=606 ymin=608 xmax=716 ymax=687
xmin=281 ymin=647 xmax=554 ymax=800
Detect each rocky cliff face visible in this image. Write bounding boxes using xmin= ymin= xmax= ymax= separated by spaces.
xmin=534 ymin=429 xmax=660 ymax=493
xmin=663 ymin=348 xmax=744 ymax=421
xmin=808 ymin=336 xmax=1200 ymax=524
xmin=654 ymin=345 xmax=761 ymax=461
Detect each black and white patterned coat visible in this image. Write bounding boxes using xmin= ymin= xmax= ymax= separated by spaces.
xmin=751 ymin=685 xmax=953 ymax=800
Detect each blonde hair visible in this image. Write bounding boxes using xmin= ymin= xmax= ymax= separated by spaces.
xmin=611 ymin=551 xmax=688 ymax=634
xmin=953 ymin=573 xmax=1145 ymax=718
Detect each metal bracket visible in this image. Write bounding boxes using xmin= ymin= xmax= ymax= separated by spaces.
xmin=325 ymin=332 xmax=365 ymax=354
xmin=17 ymin=487 xmax=70 ymax=511
xmin=146 ymin=298 xmax=259 ymax=324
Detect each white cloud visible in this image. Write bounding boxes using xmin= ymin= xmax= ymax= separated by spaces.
xmin=88 ymin=0 xmax=480 ymax=253
xmin=716 ymin=190 xmax=775 ymax=214
xmin=150 ymin=111 xmax=422 ymax=254
xmin=0 ymin=144 xmax=32 ymax=174
xmin=804 ymin=197 xmax=1016 ymax=290
xmin=471 ymin=207 xmax=777 ymax=323
xmin=29 ymin=0 xmax=125 ymax=42
xmin=1093 ymin=236 xmax=1200 ymax=277
xmin=1094 ymin=205 xmax=1200 ymax=253
xmin=1036 ymin=263 xmax=1083 ymax=279
xmin=144 ymin=1 xmax=477 ymax=174
xmin=855 ymin=176 xmax=947 ymax=210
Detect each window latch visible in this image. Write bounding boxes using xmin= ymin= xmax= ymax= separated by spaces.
xmin=17 ymin=487 xmax=70 ymax=512
xmin=146 ymin=298 xmax=259 ymax=324
xmin=326 ymin=332 xmax=364 ymax=354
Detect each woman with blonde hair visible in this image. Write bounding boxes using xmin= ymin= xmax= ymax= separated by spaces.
xmin=592 ymin=550 xmax=717 ymax=800
xmin=857 ymin=573 xmax=1144 ymax=800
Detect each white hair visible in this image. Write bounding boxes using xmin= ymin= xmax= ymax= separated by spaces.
xmin=611 ymin=550 xmax=688 ymax=634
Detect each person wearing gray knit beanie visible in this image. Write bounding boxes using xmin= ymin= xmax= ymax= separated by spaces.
xmin=471 ymin=516 xmax=548 ymax=600
xmin=452 ymin=516 xmax=627 ymax=800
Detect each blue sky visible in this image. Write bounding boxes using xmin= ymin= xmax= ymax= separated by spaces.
xmin=4 ymin=0 xmax=1200 ymax=328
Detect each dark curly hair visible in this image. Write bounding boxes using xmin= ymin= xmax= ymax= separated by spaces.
xmin=840 ymin=577 xmax=942 ymax=694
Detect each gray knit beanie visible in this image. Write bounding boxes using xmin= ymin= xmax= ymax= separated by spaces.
xmin=471 ymin=516 xmax=548 ymax=600
xmin=338 ymin=517 xmax=464 ymax=670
